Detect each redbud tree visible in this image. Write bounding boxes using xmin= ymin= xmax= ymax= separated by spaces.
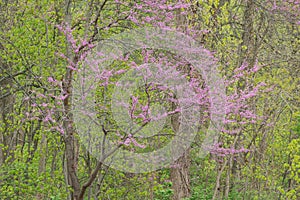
xmin=21 ymin=0 xmax=271 ymax=199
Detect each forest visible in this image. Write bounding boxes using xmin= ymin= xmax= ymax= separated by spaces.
xmin=0 ymin=0 xmax=299 ymax=199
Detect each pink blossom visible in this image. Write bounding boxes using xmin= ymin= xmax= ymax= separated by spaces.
xmin=59 ymin=94 xmax=69 ymax=100
xmin=67 ymin=65 xmax=78 ymax=71
xmin=42 ymin=103 xmax=48 ymax=107
xmin=48 ymin=76 xmax=56 ymax=83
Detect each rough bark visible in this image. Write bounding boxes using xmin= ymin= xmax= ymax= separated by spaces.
xmin=170 ymin=102 xmax=191 ymax=200
xmin=170 ymin=149 xmax=191 ymax=200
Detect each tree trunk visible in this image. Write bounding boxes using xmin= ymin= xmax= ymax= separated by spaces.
xmin=62 ymin=1 xmax=81 ymax=198
xmin=212 ymin=159 xmax=228 ymax=200
xmin=36 ymin=133 xmax=47 ymax=200
xmin=170 ymin=102 xmax=191 ymax=200
xmin=170 ymin=149 xmax=191 ymax=200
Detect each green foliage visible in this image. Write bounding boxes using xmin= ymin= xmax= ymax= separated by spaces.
xmin=154 ymin=181 xmax=173 ymax=200
xmin=277 ymin=113 xmax=300 ymax=200
xmin=0 ymin=143 xmax=67 ymax=200
xmin=0 ymin=0 xmax=299 ymax=199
